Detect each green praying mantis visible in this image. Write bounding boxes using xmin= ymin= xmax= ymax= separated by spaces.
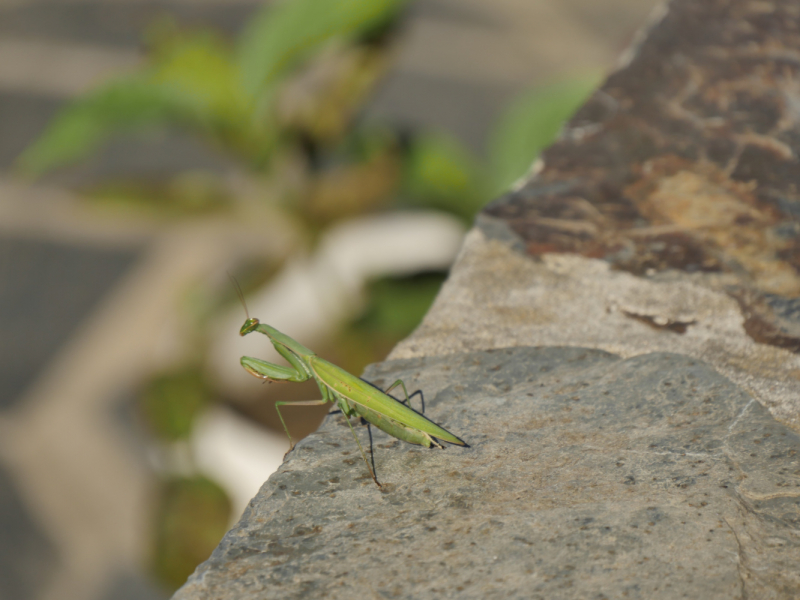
xmin=236 ymin=300 xmax=466 ymax=488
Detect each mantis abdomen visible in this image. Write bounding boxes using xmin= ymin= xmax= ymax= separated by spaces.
xmin=349 ymin=402 xmax=439 ymax=448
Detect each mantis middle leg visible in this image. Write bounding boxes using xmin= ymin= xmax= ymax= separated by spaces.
xmin=384 ymin=379 xmax=425 ymax=413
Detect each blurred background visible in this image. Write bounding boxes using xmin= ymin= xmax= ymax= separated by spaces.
xmin=0 ymin=0 xmax=659 ymax=598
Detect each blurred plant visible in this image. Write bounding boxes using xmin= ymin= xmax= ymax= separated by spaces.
xmin=20 ymin=0 xmax=405 ymax=172
xmin=140 ymin=366 xmax=211 ymax=442
xmin=151 ymin=475 xmax=231 ymax=590
xmin=17 ymin=0 xmax=597 ymax=237
xmin=18 ymin=0 xmax=486 ymax=231
xmin=139 ymin=366 xmax=232 ymax=591
xmin=402 ymin=133 xmax=486 ymax=223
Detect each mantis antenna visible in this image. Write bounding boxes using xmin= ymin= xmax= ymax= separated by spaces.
xmin=228 ymin=272 xmax=250 ymax=321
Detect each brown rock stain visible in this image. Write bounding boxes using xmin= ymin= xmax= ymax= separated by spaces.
xmin=626 ymin=160 xmax=800 ymax=296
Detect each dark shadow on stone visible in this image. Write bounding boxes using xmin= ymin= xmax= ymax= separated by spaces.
xmin=0 ymin=2 xmax=257 ymax=48
xmin=0 ymin=465 xmax=57 ymax=600
xmin=0 ymin=92 xmax=63 ymax=171
xmin=0 ymin=236 xmax=140 ymax=409
xmin=95 ymin=571 xmax=169 ymax=600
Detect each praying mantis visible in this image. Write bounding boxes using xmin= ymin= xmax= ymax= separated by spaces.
xmin=237 ymin=309 xmax=466 ymax=488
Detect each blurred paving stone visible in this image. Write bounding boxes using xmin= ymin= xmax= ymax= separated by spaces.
xmin=557 ymin=0 xmax=660 ymax=44
xmin=0 ymin=2 xmax=257 ymax=48
xmin=175 ymin=348 xmax=800 ymax=599
xmin=41 ymin=134 xmax=241 ymax=188
xmin=368 ymin=72 xmax=515 ymax=157
xmin=0 ymin=92 xmax=62 ymax=170
xmin=96 ymin=571 xmax=169 ymax=600
xmin=0 ymin=236 xmax=139 ymax=409
xmin=0 ymin=465 xmax=56 ymax=600
xmin=0 ymin=37 xmax=141 ymax=98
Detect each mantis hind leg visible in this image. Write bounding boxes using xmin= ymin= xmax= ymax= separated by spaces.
xmin=275 ymin=399 xmax=330 ymax=450
xmin=384 ymin=379 xmax=425 ymax=413
xmin=341 ymin=402 xmax=382 ymax=488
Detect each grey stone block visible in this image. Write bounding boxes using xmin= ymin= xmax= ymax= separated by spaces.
xmin=0 ymin=465 xmax=56 ymax=600
xmin=176 ymin=347 xmax=800 ymax=599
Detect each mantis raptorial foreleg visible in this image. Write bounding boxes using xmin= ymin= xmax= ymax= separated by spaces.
xmin=242 ymin=356 xmax=309 ymax=383
xmin=241 ymin=351 xmax=318 ymax=448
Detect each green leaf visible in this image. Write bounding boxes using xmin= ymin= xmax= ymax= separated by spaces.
xmin=140 ymin=367 xmax=211 ymax=442
xmin=17 ymin=78 xmax=183 ymax=176
xmin=488 ymin=75 xmax=601 ymax=196
xmin=148 ymin=30 xmax=276 ymax=160
xmin=151 ymin=475 xmax=231 ymax=591
xmin=352 ymin=272 xmax=446 ymax=338
xmin=237 ymin=0 xmax=407 ymax=99
xmin=150 ymin=32 xmax=247 ymax=119
xmin=402 ymin=132 xmax=487 ymax=222
xmin=18 ymin=30 xmax=266 ymax=176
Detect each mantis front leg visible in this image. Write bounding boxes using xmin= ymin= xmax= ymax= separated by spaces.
xmin=240 ymin=340 xmax=313 ymax=384
xmin=241 ymin=347 xmax=320 ymax=449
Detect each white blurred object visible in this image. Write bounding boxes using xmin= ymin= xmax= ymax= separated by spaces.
xmin=192 ymin=405 xmax=288 ymax=520
xmin=210 ymin=210 xmax=466 ymax=395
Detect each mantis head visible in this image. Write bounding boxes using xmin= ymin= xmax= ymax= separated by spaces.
xmin=239 ymin=317 xmax=260 ymax=336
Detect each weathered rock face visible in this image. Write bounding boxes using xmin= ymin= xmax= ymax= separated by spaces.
xmin=485 ymin=0 xmax=800 ymax=299
xmin=175 ymin=347 xmax=800 ymax=599
xmin=391 ymin=226 xmax=800 ymax=434
xmin=393 ymin=0 xmax=800 ymax=433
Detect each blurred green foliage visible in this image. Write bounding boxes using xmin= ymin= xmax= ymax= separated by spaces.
xmin=19 ymin=0 xmax=409 ymax=177
xmin=237 ymin=0 xmax=405 ymax=98
xmin=332 ymin=271 xmax=447 ymax=373
xmin=18 ymin=0 xmax=597 ymax=230
xmin=402 ymin=133 xmax=487 ymax=222
xmin=355 ymin=272 xmax=445 ymax=338
xmin=151 ymin=476 xmax=231 ymax=591
xmin=140 ymin=366 xmax=211 ymax=442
